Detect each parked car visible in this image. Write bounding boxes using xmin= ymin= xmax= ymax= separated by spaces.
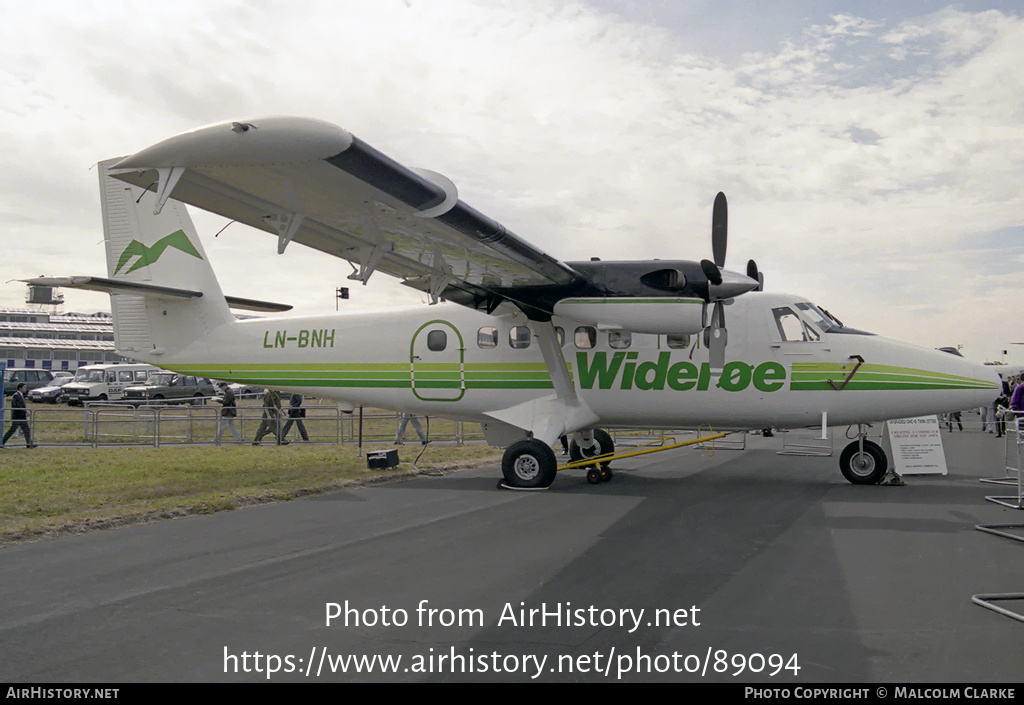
xmin=122 ymin=373 xmax=215 ymax=405
xmin=28 ymin=380 xmax=74 ymax=403
xmin=3 ymin=368 xmax=55 ymax=395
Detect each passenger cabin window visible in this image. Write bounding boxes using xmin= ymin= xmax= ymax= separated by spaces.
xmin=575 ymin=326 xmax=597 ymax=349
xmin=427 ymin=330 xmax=447 ymax=351
xmin=608 ymin=330 xmax=631 ymax=349
xmin=555 ymin=326 xmax=565 ymax=347
xmin=666 ymin=334 xmax=691 ymax=349
xmin=477 ymin=327 xmax=498 ymax=349
xmin=119 ymin=371 xmax=134 ymax=382
xmin=509 ymin=326 xmax=531 ymax=350
xmin=772 ymin=307 xmax=820 ymax=342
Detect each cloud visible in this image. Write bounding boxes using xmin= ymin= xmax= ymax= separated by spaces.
xmin=1 ymin=1 xmax=1022 ymax=362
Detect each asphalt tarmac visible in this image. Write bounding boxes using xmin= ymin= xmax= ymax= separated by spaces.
xmin=2 ymin=427 xmax=1021 ymax=683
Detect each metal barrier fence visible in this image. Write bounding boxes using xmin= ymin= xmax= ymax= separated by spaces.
xmin=12 ymin=400 xmax=742 ymax=452
xmin=17 ymin=399 xmax=486 ymax=448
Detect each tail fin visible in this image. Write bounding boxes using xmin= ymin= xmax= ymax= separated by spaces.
xmin=98 ymin=158 xmax=234 ymax=359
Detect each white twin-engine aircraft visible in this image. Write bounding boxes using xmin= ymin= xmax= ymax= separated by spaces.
xmin=34 ymin=116 xmax=999 ymax=488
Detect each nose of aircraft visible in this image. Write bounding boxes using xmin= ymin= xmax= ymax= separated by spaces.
xmin=934 ymin=348 xmax=1002 ymax=408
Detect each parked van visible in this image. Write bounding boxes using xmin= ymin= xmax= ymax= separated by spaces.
xmin=3 ymin=368 xmax=56 ymax=395
xmin=62 ymin=363 xmax=160 ymax=405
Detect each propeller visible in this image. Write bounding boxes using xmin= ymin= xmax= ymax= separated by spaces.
xmin=707 ymin=193 xmax=730 ymax=367
xmin=704 ymin=192 xmax=761 ymax=367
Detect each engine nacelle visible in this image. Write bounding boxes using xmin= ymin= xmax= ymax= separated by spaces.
xmin=553 ymin=297 xmax=707 ymax=335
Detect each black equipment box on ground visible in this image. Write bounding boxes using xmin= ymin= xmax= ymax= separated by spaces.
xmin=366 ymin=449 xmax=399 ymax=469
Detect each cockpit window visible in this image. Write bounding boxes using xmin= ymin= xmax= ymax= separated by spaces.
xmin=795 ymin=302 xmax=839 ymax=333
xmin=772 ymin=307 xmax=821 ymax=342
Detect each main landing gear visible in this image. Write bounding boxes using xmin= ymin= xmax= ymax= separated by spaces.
xmin=569 ymin=429 xmax=615 ymax=485
xmin=501 ymin=439 xmax=558 ymax=489
xmin=499 ymin=429 xmax=617 ymax=489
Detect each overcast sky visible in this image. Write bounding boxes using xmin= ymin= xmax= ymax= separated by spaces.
xmin=2 ymin=0 xmax=1022 ymax=363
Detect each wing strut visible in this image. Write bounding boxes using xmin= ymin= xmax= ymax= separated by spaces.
xmin=484 ymin=321 xmax=599 ymax=445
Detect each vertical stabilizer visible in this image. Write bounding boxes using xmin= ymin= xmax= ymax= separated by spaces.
xmin=98 ymin=158 xmax=233 ymax=360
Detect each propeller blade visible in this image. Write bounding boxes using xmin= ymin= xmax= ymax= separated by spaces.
xmin=708 ymin=300 xmax=727 ymax=369
xmin=712 ymin=192 xmax=727 ymax=268
xmin=747 ymin=259 xmax=764 ymax=291
xmin=700 ymin=259 xmax=722 ymax=287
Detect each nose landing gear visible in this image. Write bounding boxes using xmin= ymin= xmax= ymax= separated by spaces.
xmin=839 ymin=426 xmax=888 ymax=485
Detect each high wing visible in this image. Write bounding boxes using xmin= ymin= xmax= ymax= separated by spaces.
xmin=109 ymin=116 xmax=585 ymax=318
xmin=109 ymin=116 xmax=757 ymax=326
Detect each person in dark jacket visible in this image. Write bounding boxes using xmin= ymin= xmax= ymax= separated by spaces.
xmin=2 ymin=383 xmax=34 ymax=448
xmin=213 ymin=382 xmax=242 ymax=444
xmin=281 ymin=393 xmax=309 ymax=442
xmin=253 ymin=388 xmax=285 ymax=445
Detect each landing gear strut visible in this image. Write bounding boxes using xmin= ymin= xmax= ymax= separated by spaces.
xmin=839 ymin=428 xmax=888 ymax=485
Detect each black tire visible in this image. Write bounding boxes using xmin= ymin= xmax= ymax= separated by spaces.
xmin=502 ymin=439 xmax=557 ymax=489
xmin=569 ymin=428 xmax=614 ymax=469
xmin=586 ymin=468 xmax=603 ymax=485
xmin=839 ymin=440 xmax=887 ymax=485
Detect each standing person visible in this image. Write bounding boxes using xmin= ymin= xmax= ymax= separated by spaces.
xmin=281 ymin=393 xmax=309 ymax=442
xmin=253 ymin=388 xmax=286 ymax=445
xmin=394 ymin=412 xmax=427 ymax=445
xmin=213 ymin=382 xmax=242 ymax=444
xmin=994 ymin=386 xmax=1010 ymax=438
xmin=946 ymin=410 xmax=963 ymax=432
xmin=1010 ymin=377 xmax=1024 ymax=436
xmin=2 ymin=383 xmax=34 ymax=448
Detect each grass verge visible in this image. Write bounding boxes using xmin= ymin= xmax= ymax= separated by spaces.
xmin=0 ymin=442 xmax=501 ymax=544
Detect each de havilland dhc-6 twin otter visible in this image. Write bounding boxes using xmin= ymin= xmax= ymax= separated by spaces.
xmin=32 ymin=116 xmax=1000 ymax=489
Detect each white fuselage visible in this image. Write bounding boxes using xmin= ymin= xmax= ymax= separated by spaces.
xmin=151 ymin=291 xmax=999 ymax=434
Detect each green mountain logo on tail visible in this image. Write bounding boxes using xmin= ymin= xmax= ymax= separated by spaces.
xmin=114 ymin=230 xmax=203 ymax=275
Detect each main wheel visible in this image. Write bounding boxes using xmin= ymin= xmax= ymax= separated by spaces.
xmin=569 ymin=428 xmax=614 ymax=469
xmin=839 ymin=440 xmax=887 ymax=485
xmin=502 ymin=439 xmax=557 ymax=489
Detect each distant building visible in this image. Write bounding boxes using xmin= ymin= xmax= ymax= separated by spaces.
xmin=0 ymin=308 xmax=133 ymax=371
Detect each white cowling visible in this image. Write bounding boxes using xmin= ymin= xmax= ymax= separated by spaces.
xmin=553 ymin=297 xmax=707 ymax=335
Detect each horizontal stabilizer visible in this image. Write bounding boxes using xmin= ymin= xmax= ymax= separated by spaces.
xmin=24 ymin=277 xmax=291 ymax=313
xmin=223 ymin=295 xmax=293 ymax=313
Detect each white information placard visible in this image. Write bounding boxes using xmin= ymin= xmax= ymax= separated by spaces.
xmin=885 ymin=416 xmax=947 ymax=475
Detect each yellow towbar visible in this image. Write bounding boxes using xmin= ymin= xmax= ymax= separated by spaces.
xmin=558 ymin=430 xmax=733 ymax=472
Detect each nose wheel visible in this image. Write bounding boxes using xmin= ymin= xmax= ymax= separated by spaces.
xmin=839 ymin=439 xmax=887 ymax=485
